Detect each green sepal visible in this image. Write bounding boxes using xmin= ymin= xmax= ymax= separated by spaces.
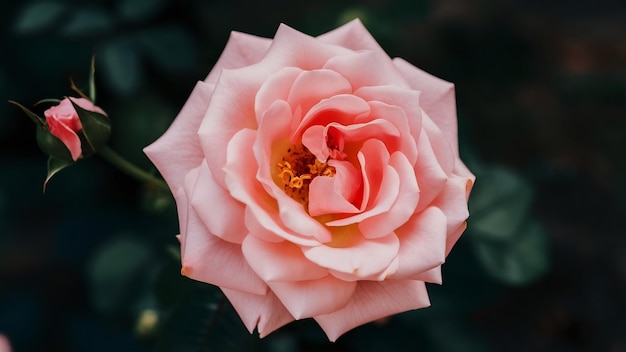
xmin=8 ymin=100 xmax=46 ymax=127
xmin=69 ymin=98 xmax=111 ymax=154
xmin=89 ymin=55 xmax=97 ymax=103
xmin=35 ymin=98 xmax=62 ymax=105
xmin=43 ymin=156 xmax=74 ymax=192
xmin=36 ymin=125 xmax=74 ymax=162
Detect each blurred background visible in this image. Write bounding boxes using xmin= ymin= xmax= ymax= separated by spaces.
xmin=1 ymin=0 xmax=625 ymax=351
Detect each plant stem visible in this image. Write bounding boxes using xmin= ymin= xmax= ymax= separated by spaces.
xmin=98 ymin=145 xmax=169 ymax=190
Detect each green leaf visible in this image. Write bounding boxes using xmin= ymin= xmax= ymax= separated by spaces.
xmin=14 ymin=2 xmax=66 ymax=33
xmin=44 ymin=157 xmax=73 ymax=192
xmin=473 ymin=219 xmax=549 ymax=285
xmin=8 ymin=100 xmax=46 ymax=127
xmin=69 ymin=99 xmax=111 ymax=154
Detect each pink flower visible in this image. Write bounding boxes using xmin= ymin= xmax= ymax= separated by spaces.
xmin=44 ymin=97 xmax=106 ymax=161
xmin=145 ymin=19 xmax=474 ymax=341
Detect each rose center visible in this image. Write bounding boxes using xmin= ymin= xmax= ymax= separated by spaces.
xmin=276 ymin=144 xmax=335 ymax=206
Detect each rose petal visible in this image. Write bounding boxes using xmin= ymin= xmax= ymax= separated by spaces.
xmin=353 ymin=85 xmax=422 ymax=149
xmin=221 ymin=288 xmax=294 ymax=338
xmin=392 ymin=206 xmax=448 ymax=281
xmin=308 ymin=160 xmax=362 ymax=216
xmin=421 ymin=112 xmax=455 ymax=176
xmin=205 ymin=31 xmax=272 ymax=84
xmin=323 ymin=50 xmax=408 ymax=90
xmin=303 ymin=232 xmax=399 ymax=280
xmin=432 ymin=174 xmax=471 ymax=235
xmin=286 ymin=69 xmax=353 ymax=118
xmin=393 ymin=58 xmax=459 ymax=153
xmin=181 ymin=167 xmax=267 ymax=295
xmin=317 ymin=18 xmax=385 ymax=53
xmin=362 ymin=101 xmax=418 ymax=165
xmin=314 ymin=280 xmax=430 ymax=342
xmin=269 ymin=275 xmax=357 ymax=319
xmin=144 ymin=81 xmax=215 ymax=190
xmin=358 ymin=152 xmax=419 ymax=239
xmin=326 ymin=140 xmax=399 ymax=227
xmin=242 ymin=235 xmax=328 ymax=282
xmin=255 ymin=67 xmax=303 ymax=124
xmin=45 ymin=115 xmax=82 ymax=161
xmin=190 ymin=160 xmax=247 ymax=244
xmin=291 ymin=94 xmax=371 ymax=144
xmin=414 ymin=128 xmax=449 ymax=213
xmin=262 ymin=23 xmax=354 ymax=72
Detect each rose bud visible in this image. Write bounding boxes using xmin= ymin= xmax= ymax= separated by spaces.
xmin=43 ymin=97 xmax=108 ymax=161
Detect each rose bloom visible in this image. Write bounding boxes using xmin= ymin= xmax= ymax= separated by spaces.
xmin=44 ymin=97 xmax=106 ymax=161
xmin=145 ymin=19 xmax=474 ymax=341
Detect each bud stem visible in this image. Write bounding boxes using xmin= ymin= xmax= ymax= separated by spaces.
xmin=98 ymin=146 xmax=169 ymax=191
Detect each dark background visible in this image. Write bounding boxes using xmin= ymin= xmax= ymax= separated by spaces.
xmin=1 ymin=0 xmax=625 ymax=351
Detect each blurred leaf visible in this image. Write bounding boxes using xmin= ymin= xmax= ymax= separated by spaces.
xmin=138 ymin=26 xmax=197 ymax=72
xmin=474 ymin=219 xmax=548 ymax=285
xmin=100 ymin=39 xmax=142 ymax=96
xmin=468 ymin=166 xmax=549 ymax=285
xmin=87 ymin=236 xmax=156 ymax=314
xmin=155 ymin=281 xmax=254 ymax=352
xmin=470 ymin=167 xmax=533 ymax=240
xmin=44 ymin=156 xmax=73 ymax=192
xmin=61 ymin=7 xmax=114 ymax=37
xmin=14 ymin=2 xmax=66 ymax=34
xmin=117 ymin=0 xmax=167 ymax=21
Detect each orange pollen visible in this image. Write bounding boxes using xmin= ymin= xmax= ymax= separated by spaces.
xmin=276 ymin=145 xmax=336 ymax=205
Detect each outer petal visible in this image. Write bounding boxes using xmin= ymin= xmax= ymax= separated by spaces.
xmin=433 ymin=174 xmax=471 ymax=235
xmin=323 ymin=50 xmax=409 ymax=90
xmin=413 ymin=128 xmax=449 ymax=213
xmin=242 ymin=235 xmax=328 ymax=282
xmin=314 ymin=280 xmax=430 ymax=342
xmin=269 ymin=276 xmax=357 ymax=319
xmin=205 ymin=31 xmax=272 ymax=84
xmin=144 ymin=81 xmax=214 ymax=191
xmin=303 ymin=232 xmax=399 ymax=280
xmin=392 ymin=206 xmax=448 ymax=281
xmin=190 ymin=160 xmax=247 ymax=244
xmin=317 ymin=18 xmax=385 ymax=53
xmin=221 ymin=288 xmax=294 ymax=338
xmin=181 ymin=167 xmax=267 ymax=295
xmin=393 ymin=58 xmax=459 ymax=153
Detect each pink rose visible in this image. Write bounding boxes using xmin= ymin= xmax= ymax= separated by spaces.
xmin=145 ymin=19 xmax=474 ymax=341
xmin=44 ymin=97 xmax=106 ymax=161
